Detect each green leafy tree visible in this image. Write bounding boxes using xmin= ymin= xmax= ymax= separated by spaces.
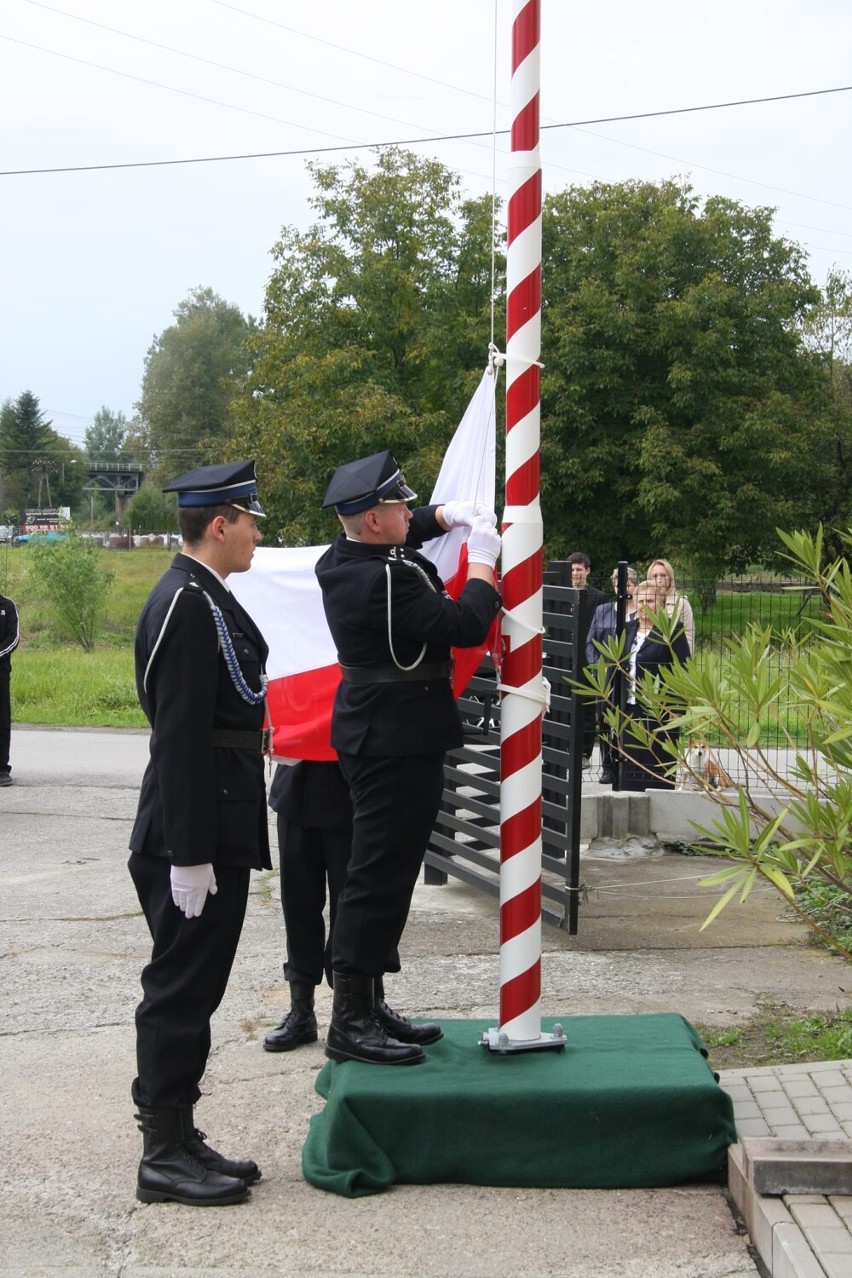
xmin=135 ymin=287 xmax=254 ymax=480
xmin=579 ymin=527 xmax=852 ymax=957
xmin=85 ymin=407 xmax=129 ymax=462
xmin=540 ymin=180 xmax=822 ymax=575
xmin=795 ymin=269 xmax=852 ymax=559
xmin=27 ymin=533 xmax=115 ymax=651
xmin=0 ymin=391 xmax=53 ymax=516
xmin=229 ymin=149 xmax=503 ymax=544
xmin=123 ymin=483 xmax=178 ymax=534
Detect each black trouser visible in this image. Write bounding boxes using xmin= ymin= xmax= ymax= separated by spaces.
xmin=0 ymin=672 xmax=11 ymax=773
xmin=277 ymin=815 xmax=351 ymax=989
xmin=332 ymin=752 xmax=445 ymax=976
xmin=128 ymin=853 xmax=249 ymax=1108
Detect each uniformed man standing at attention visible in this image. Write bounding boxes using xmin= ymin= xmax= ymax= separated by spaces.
xmin=0 ymin=588 xmax=20 ymax=786
xmin=316 ymin=449 xmax=502 ymax=1066
xmin=128 ymin=461 xmax=271 ymax=1207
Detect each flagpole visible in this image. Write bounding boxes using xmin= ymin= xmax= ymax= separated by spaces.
xmin=484 ymin=0 xmax=562 ymax=1053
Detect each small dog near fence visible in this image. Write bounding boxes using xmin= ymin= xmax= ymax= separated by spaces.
xmin=677 ymin=738 xmax=734 ymax=791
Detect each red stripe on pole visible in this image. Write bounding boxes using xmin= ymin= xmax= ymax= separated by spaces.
xmin=507 ymin=269 xmax=541 ymax=335
xmin=502 ymin=546 xmax=544 ymax=597
xmin=500 ymin=963 xmax=541 ymax=1023
xmin=502 ymin=716 xmax=541 ymax=774
xmin=506 ymin=365 xmax=540 ymax=428
xmin=507 ymin=171 xmax=542 ymax=244
xmin=512 ymin=0 xmax=540 ymax=69
xmin=511 ymin=97 xmax=540 ymax=152
xmin=505 ymin=454 xmax=540 ymax=507
xmin=501 ymin=802 xmax=542 ymax=863
xmin=501 ymin=878 xmax=542 ymax=934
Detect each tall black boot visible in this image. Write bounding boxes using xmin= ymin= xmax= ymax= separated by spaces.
xmin=374 ymin=976 xmax=443 ymax=1045
xmin=263 ymin=982 xmax=318 ymax=1053
xmin=326 ymin=972 xmax=425 ymax=1066
xmin=179 ymin=1108 xmax=261 ymax=1184
xmin=135 ymin=1107 xmax=249 ymax=1206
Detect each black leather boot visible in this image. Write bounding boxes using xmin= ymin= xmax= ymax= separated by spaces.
xmin=135 ymin=1107 xmax=249 ymax=1206
xmin=326 ymin=972 xmax=425 ymax=1066
xmin=263 ymin=982 xmax=318 ymax=1052
xmin=179 ymin=1108 xmax=261 ymax=1184
xmin=374 ymin=976 xmax=443 ymax=1045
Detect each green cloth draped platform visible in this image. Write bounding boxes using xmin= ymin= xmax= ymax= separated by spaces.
xmin=301 ymin=1014 xmax=736 ymax=1197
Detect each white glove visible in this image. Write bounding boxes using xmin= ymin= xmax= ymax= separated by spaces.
xmin=466 ymin=516 xmax=502 ymax=568
xmin=442 ymin=500 xmax=498 ymax=530
xmin=441 ymin=500 xmax=478 ymax=529
xmin=170 ymin=863 xmax=217 ymax=918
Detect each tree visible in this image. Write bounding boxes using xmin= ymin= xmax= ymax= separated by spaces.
xmin=0 ymin=391 xmax=53 ymax=516
xmin=539 ymin=180 xmax=823 ymax=576
xmin=796 ymin=269 xmax=852 ymax=559
xmin=229 ymin=149 xmax=503 ymax=544
xmin=85 ymin=407 xmax=129 ymax=462
xmin=123 ymin=482 xmax=178 ymax=534
xmin=135 ymin=287 xmax=254 ymax=480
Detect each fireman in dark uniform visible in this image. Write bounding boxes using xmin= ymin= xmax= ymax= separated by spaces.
xmin=263 ymin=759 xmax=402 ymax=1052
xmin=262 ymin=759 xmax=352 ymax=1051
xmin=128 ymin=461 xmax=271 ymax=1207
xmin=0 ymin=590 xmax=20 ymax=785
xmin=315 ymin=449 xmax=502 ymax=1066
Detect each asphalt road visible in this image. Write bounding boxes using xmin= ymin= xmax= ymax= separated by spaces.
xmin=0 ymin=725 xmax=847 ymax=1278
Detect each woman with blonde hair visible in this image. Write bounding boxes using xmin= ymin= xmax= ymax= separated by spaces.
xmin=620 ymin=580 xmax=691 ymax=790
xmin=647 ymin=558 xmax=694 ymax=655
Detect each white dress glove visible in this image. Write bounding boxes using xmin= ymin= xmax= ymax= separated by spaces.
xmin=466 ymin=516 xmax=502 ymax=568
xmin=442 ymin=500 xmax=499 ymax=530
xmin=441 ymin=500 xmax=478 ymax=529
xmin=170 ymin=863 xmax=218 ymax=918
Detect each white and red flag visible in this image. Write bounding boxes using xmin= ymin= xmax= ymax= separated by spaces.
xmin=230 ymin=368 xmax=498 ymax=760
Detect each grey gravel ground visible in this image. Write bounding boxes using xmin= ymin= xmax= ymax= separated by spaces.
xmin=0 ymin=726 xmax=848 ymax=1278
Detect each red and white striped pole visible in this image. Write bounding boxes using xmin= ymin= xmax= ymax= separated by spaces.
xmin=488 ymin=0 xmax=561 ymax=1052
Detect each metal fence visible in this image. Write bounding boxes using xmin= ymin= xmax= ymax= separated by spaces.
xmin=424 ymin=580 xmax=586 ymax=933
xmin=423 ymin=572 xmax=824 ymax=929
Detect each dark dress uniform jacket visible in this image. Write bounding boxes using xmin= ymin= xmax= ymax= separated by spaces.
xmin=315 ymin=506 xmax=502 ymax=757
xmin=129 ymin=553 xmax=271 ymax=871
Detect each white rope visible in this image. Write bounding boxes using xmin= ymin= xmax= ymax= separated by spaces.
xmin=501 ymin=605 xmax=545 ymax=638
xmin=489 ymin=0 xmax=499 ymax=357
xmin=496 ymin=675 xmax=551 ymax=710
xmin=487 ymin=345 xmax=544 ymax=370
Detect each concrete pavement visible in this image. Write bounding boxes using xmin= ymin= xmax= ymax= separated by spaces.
xmin=0 ymin=725 xmax=849 ymax=1277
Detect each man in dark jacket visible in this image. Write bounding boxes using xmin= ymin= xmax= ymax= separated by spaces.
xmin=128 ymin=461 xmax=271 ymax=1207
xmin=0 ymin=590 xmax=19 ymax=785
xmin=315 ymin=449 xmax=501 ymax=1066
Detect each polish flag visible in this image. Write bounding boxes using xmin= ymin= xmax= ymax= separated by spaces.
xmin=231 ymin=368 xmax=498 ymax=760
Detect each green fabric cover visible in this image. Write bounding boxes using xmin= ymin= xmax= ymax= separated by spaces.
xmin=301 ymin=1014 xmax=736 ymax=1197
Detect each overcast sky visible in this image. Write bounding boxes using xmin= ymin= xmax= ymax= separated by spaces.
xmin=2 ymin=0 xmax=851 ymax=450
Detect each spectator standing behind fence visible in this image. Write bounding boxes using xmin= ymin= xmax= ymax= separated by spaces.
xmin=567 ymin=552 xmax=608 ymax=766
xmin=0 ymin=590 xmax=20 ymax=786
xmin=647 ymin=558 xmax=695 ymax=655
xmin=585 ymin=567 xmax=638 ymax=784
xmin=620 ymin=580 xmax=691 ymax=791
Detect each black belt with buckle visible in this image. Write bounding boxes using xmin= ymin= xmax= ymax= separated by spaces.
xmin=211 ymin=728 xmax=273 ymax=752
xmin=340 ymin=661 xmax=451 ymax=685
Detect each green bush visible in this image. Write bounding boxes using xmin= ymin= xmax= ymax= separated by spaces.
xmin=27 ymin=534 xmax=115 ymax=652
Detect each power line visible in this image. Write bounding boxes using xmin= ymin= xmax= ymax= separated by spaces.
xmin=18 ymin=0 xmax=456 ymax=142
xmin=2 ymin=83 xmax=851 ymax=179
